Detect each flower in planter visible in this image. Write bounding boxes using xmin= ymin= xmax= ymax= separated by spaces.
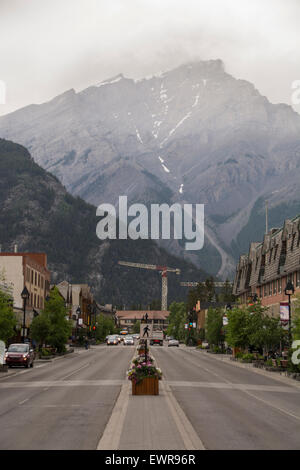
xmin=127 ymin=362 xmax=162 ymax=384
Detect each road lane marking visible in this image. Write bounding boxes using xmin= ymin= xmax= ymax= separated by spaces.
xmin=163 ymin=348 xmax=300 ymax=422
xmin=18 ymin=398 xmax=29 ymax=405
xmin=166 ymin=381 xmax=299 ymax=393
xmin=161 ymin=380 xmax=205 ymax=450
xmin=184 ymin=348 xmax=300 ymax=390
xmin=152 ymin=350 xmax=205 ymax=450
xmin=97 ymin=349 xmax=137 ymax=450
xmin=97 ymin=382 xmax=130 ymax=450
xmin=0 ymin=380 xmax=126 ymax=388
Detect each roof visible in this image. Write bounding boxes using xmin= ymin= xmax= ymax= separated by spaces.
xmin=116 ymin=310 xmax=169 ymax=320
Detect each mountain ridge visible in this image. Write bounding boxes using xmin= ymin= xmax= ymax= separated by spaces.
xmin=1 ymin=60 xmax=300 ymax=276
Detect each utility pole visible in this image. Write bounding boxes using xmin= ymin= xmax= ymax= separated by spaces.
xmin=265 ymin=200 xmax=269 ymax=234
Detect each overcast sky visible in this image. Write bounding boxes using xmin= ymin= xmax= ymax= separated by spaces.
xmin=0 ymin=0 xmax=299 ymax=116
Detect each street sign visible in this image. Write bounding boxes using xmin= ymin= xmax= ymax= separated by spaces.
xmin=140 ymin=323 xmax=153 ymax=339
xmin=0 ymin=340 xmax=5 ymax=365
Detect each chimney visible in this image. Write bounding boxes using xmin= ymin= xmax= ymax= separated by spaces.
xmin=14 ymin=244 xmax=18 ymax=253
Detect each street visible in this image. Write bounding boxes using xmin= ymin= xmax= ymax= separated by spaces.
xmin=0 ymin=345 xmax=134 ymax=450
xmin=0 ymin=344 xmax=300 ymax=450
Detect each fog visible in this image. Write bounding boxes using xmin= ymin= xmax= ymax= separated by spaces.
xmin=0 ymin=0 xmax=299 ymax=115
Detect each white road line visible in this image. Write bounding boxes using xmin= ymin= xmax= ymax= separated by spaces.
xmin=152 ymin=350 xmax=205 ymax=450
xmin=178 ymin=349 xmax=300 ymax=422
xmin=97 ymin=349 xmax=137 ymax=450
xmin=18 ymin=398 xmax=29 ymax=405
xmin=161 ymin=380 xmax=205 ymax=450
xmin=97 ymin=382 xmax=131 ymax=450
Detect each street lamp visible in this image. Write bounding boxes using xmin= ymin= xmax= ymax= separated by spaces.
xmin=285 ymin=280 xmax=295 ymax=346
xmin=21 ymin=286 xmax=30 ymax=343
xmin=76 ymin=306 xmax=81 ymax=342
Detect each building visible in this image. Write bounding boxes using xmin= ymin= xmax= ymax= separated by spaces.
xmin=0 ymin=252 xmax=50 ymax=339
xmin=55 ymin=281 xmax=95 ymax=332
xmin=196 ymin=301 xmax=231 ymax=330
xmin=55 ymin=281 xmax=116 ymax=337
xmin=233 ymin=215 xmax=300 ymax=316
xmin=115 ymin=310 xmax=169 ymax=332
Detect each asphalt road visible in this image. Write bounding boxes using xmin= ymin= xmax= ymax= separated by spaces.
xmin=1 ymin=343 xmax=300 ymax=450
xmin=153 ymin=346 xmax=300 ymax=450
xmin=0 ymin=345 xmax=134 ymax=450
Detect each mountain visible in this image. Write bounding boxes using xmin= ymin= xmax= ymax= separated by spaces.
xmin=1 ymin=60 xmax=300 ymax=276
xmin=0 ymin=138 xmax=211 ymax=306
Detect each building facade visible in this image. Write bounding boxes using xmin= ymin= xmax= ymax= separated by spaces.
xmin=115 ymin=310 xmax=169 ymax=332
xmin=233 ymin=216 xmax=300 ymax=316
xmin=0 ymin=252 xmax=51 ymax=339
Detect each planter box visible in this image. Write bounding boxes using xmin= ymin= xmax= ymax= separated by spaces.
xmin=132 ymin=377 xmax=159 ymax=395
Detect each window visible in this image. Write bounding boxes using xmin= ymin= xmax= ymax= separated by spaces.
xmin=269 ymin=283 xmax=272 ymax=296
xmin=264 ymin=284 xmax=267 ymax=296
xmin=278 ymin=279 xmax=282 ymax=293
xmin=291 ymin=233 xmax=296 ymax=251
xmin=30 ymin=293 xmax=33 ymax=306
xmin=31 ymin=270 xmax=33 ymax=284
xmin=34 ymin=294 xmax=36 ymax=308
xmin=297 ymin=271 xmax=300 ymax=288
xmin=269 ymin=249 xmax=273 ymax=263
xmin=273 ymin=281 xmax=277 ymax=295
xmin=35 ymin=272 xmax=37 ymax=286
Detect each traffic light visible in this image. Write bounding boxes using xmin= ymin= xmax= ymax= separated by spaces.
xmin=92 ymin=325 xmax=96 ymax=331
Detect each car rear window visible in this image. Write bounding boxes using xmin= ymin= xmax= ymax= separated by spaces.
xmin=8 ymin=344 xmax=29 ymax=352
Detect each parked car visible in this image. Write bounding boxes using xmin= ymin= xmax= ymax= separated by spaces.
xmin=168 ymin=339 xmax=179 ymax=347
xmin=201 ymin=341 xmax=209 ymax=349
xmin=132 ymin=334 xmax=140 ymax=340
xmin=106 ymin=335 xmax=119 ymax=345
xmin=123 ymin=336 xmax=134 ymax=345
xmin=5 ymin=343 xmax=35 ymax=368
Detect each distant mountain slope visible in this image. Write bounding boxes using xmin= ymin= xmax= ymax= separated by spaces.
xmin=1 ymin=60 xmax=300 ymax=275
xmin=0 ymin=138 xmax=210 ymax=306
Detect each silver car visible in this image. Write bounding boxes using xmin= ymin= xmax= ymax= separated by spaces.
xmin=123 ymin=336 xmax=134 ymax=345
xmin=168 ymin=339 xmax=179 ymax=347
xmin=106 ymin=335 xmax=118 ymax=345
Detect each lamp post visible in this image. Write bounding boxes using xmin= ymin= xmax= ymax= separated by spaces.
xmin=285 ymin=280 xmax=295 ymax=346
xmin=76 ymin=306 xmax=81 ymax=343
xmin=21 ymin=286 xmax=30 ymax=343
